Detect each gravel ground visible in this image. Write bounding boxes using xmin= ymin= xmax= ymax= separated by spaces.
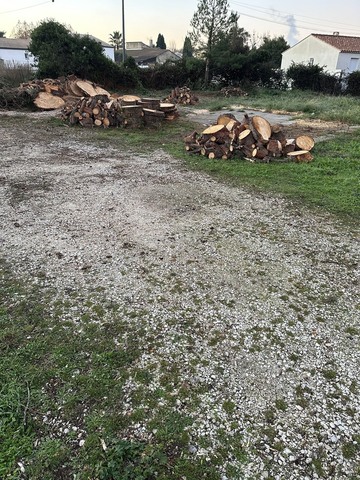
xmin=0 ymin=112 xmax=359 ymax=479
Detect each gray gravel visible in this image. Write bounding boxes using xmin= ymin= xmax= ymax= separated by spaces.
xmin=0 ymin=112 xmax=359 ymax=479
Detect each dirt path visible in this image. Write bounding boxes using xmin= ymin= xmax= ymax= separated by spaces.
xmin=0 ymin=112 xmax=359 ymax=479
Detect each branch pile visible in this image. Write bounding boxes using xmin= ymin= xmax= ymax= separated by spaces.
xmin=184 ymin=113 xmax=315 ymax=163
xmin=220 ymin=86 xmax=248 ymax=97
xmin=163 ymin=86 xmax=199 ymax=105
xmin=61 ymin=94 xmax=179 ymax=128
xmin=0 ymin=85 xmax=40 ymax=110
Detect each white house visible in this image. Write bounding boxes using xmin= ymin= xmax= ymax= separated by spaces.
xmin=0 ymin=38 xmax=34 ymax=66
xmin=281 ymin=34 xmax=360 ymax=75
xmin=0 ymin=35 xmax=114 ymax=67
xmin=125 ymin=41 xmax=181 ymax=68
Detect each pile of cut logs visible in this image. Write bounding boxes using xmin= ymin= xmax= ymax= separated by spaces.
xmin=163 ymin=86 xmax=199 ymax=105
xmin=184 ymin=113 xmax=315 ymax=163
xmin=61 ymin=93 xmax=178 ymax=128
xmin=18 ymin=76 xmax=111 ymax=110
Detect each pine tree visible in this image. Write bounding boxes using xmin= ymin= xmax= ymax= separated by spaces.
xmin=182 ymin=36 xmax=193 ymax=58
xmin=190 ymin=0 xmax=238 ymax=85
xmin=156 ymin=33 xmax=166 ymax=49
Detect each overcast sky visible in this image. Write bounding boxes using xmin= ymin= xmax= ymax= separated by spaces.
xmin=1 ymin=0 xmax=360 ymax=49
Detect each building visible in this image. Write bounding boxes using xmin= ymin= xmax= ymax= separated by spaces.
xmin=0 ymin=38 xmax=34 ymax=66
xmin=0 ymin=35 xmax=114 ymax=67
xmin=125 ymin=41 xmax=181 ymax=68
xmin=281 ymin=33 xmax=360 ymax=75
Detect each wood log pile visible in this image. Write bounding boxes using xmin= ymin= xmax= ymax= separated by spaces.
xmin=61 ymin=94 xmax=179 ymax=128
xmin=163 ymin=86 xmax=199 ymax=105
xmin=8 ymin=75 xmax=111 ymax=110
xmin=184 ymin=113 xmax=315 ymax=163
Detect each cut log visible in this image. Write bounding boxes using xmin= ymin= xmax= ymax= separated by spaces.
xmin=295 ymin=135 xmax=315 ymax=151
xmin=217 ymin=113 xmax=237 ymax=126
xmin=251 ymin=115 xmax=272 ymax=143
xmin=140 ymin=98 xmax=161 ymax=110
xmin=202 ymin=124 xmax=226 ymax=135
xmin=142 ymin=108 xmax=165 ymax=127
xmin=34 ymin=91 xmax=65 ymax=110
xmin=122 ymin=105 xmax=144 ymax=128
xmin=267 ymin=139 xmax=282 ymax=157
xmin=287 ymin=150 xmax=314 ymax=162
xmin=76 ymin=80 xmax=99 ymax=97
xmin=184 ymin=131 xmax=198 ymax=144
xmin=120 ymin=95 xmax=140 ymax=106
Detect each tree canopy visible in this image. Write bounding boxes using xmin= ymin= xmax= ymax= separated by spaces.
xmin=29 ymin=20 xmax=120 ymax=84
xmin=109 ymin=31 xmax=122 ymax=50
xmin=156 ymin=33 xmax=166 ymax=49
xmin=11 ymin=20 xmax=37 ymax=39
xmin=182 ymin=36 xmax=193 ymax=58
xmin=190 ymin=0 xmax=239 ymax=85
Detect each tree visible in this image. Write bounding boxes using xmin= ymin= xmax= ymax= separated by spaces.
xmin=0 ymin=31 xmax=5 ymax=38
xmin=190 ymin=0 xmax=239 ymax=85
xmin=109 ymin=31 xmax=122 ymax=50
xmin=182 ymin=36 xmax=193 ymax=58
xmin=29 ymin=20 xmax=108 ymax=79
xmin=11 ymin=20 xmax=36 ymax=39
xmin=156 ymin=33 xmax=166 ymax=49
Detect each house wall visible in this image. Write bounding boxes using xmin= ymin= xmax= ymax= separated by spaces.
xmin=0 ymin=48 xmax=34 ymax=66
xmin=281 ymin=35 xmax=340 ymax=73
xmin=336 ymin=52 xmax=360 ymax=72
xmin=103 ymin=46 xmax=115 ymax=61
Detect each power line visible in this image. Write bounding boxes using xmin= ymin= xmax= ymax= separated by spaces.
xmin=230 ymin=1 xmax=360 ymax=36
xmin=0 ymin=1 xmax=51 ymax=15
xmin=231 ymin=1 xmax=360 ymax=30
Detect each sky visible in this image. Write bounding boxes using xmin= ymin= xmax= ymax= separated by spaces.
xmin=1 ymin=0 xmax=360 ymax=50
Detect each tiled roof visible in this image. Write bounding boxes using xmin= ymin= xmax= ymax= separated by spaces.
xmin=313 ymin=34 xmax=360 ymax=53
xmin=0 ymin=38 xmax=30 ymax=49
xmin=126 ymin=48 xmax=173 ymax=62
xmin=0 ymin=35 xmax=112 ymax=49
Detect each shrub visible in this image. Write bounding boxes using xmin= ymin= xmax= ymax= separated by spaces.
xmin=346 ymin=70 xmax=360 ymax=96
xmin=286 ymin=62 xmax=342 ymax=94
xmin=0 ymin=61 xmax=34 ymax=88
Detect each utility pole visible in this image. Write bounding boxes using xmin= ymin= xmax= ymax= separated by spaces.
xmin=122 ymin=0 xmax=126 ymax=63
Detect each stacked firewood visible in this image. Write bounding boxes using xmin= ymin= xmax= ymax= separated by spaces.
xmin=184 ymin=113 xmax=315 ymax=163
xmin=163 ymin=86 xmax=199 ymax=105
xmin=61 ymin=94 xmax=179 ymax=128
xmin=16 ymin=76 xmax=111 ymax=110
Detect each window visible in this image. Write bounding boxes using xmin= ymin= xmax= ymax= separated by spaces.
xmin=349 ymin=57 xmax=359 ymax=72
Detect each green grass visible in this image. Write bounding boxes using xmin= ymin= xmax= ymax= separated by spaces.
xmin=0 ymin=260 xmax=242 ymax=479
xmin=194 ymin=88 xmax=360 ymax=125
xmin=184 ymin=129 xmax=360 ymax=220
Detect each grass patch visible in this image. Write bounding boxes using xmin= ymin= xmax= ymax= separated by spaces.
xmin=195 ymin=88 xmax=360 ymax=125
xmin=0 ymin=260 xmax=246 ymax=479
xmin=184 ymin=129 xmax=360 ymax=220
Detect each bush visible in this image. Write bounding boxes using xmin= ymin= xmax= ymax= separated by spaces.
xmin=139 ymin=59 xmax=205 ymax=90
xmin=29 ymin=20 xmax=139 ymax=90
xmin=0 ymin=61 xmax=34 ymax=88
xmin=286 ymin=62 xmax=341 ymax=93
xmin=346 ymin=70 xmax=360 ymax=96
